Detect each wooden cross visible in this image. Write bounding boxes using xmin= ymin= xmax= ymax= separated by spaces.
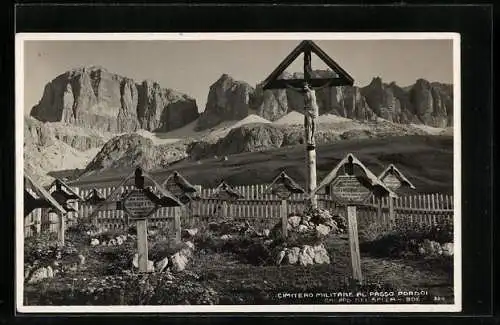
xmin=261 ymin=40 xmax=354 ymax=209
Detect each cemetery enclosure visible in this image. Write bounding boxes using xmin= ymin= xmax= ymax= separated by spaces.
xmin=25 ymin=184 xmax=454 ymax=237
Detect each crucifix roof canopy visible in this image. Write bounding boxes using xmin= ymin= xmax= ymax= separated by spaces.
xmin=261 ymin=40 xmax=354 ymax=90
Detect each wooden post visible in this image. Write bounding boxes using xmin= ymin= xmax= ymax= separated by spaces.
xmin=58 ymin=212 xmax=65 ymax=245
xmin=377 ymin=197 xmax=383 ymax=226
xmin=174 ymin=207 xmax=181 ymax=243
xmin=389 ymin=195 xmax=395 ymax=225
xmin=136 ymin=218 xmax=149 ymax=273
xmin=281 ymin=199 xmax=288 ymax=238
xmin=306 ymin=146 xmax=318 ymax=209
xmin=222 ymin=200 xmax=228 ymax=219
xmin=347 ymin=206 xmax=362 ymax=283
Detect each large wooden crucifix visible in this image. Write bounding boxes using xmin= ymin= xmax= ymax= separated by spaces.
xmin=261 ymin=40 xmax=354 ymax=208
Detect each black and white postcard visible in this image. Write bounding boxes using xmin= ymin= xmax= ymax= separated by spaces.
xmin=16 ymin=32 xmax=461 ymax=313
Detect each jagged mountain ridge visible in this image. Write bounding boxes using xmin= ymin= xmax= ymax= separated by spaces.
xmin=196 ymin=71 xmax=453 ymax=130
xmin=31 ymin=66 xmax=200 ymax=133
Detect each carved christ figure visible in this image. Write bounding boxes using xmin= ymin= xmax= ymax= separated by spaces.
xmin=285 ymin=81 xmax=331 ymax=146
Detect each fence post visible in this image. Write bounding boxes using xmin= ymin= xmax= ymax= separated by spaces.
xmin=281 ymin=199 xmax=288 ymax=238
xmin=58 ymin=212 xmax=65 ymax=246
xmin=389 ymin=196 xmax=395 ymax=226
xmin=222 ymin=200 xmax=228 ymax=219
xmin=174 ymin=207 xmax=181 ymax=243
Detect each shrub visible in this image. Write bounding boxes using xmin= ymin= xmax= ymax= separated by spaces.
xmin=360 ymin=219 xmax=454 ymax=258
xmin=25 ymin=273 xmax=219 ymax=305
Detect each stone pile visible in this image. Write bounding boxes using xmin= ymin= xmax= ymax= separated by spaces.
xmin=418 ymin=240 xmax=453 ymax=257
xmin=275 ymin=243 xmax=331 ymax=266
xmin=131 ymin=241 xmax=196 ymax=273
xmin=90 ymin=234 xmax=131 ymax=247
xmin=273 ymin=208 xmax=347 ymax=238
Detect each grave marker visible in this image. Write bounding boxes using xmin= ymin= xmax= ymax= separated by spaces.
xmin=378 ymin=164 xmax=416 ymax=224
xmin=162 ymin=171 xmax=199 ymax=242
xmin=211 ymin=181 xmax=243 ymax=219
xmin=312 ymin=153 xmax=395 ymax=283
xmin=88 ymin=167 xmax=183 ymax=272
xmin=264 ymin=171 xmax=306 ymax=238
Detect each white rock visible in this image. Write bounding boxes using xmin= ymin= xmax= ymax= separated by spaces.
xmin=90 ymin=238 xmax=99 ymax=246
xmin=27 ymin=267 xmax=48 ymax=284
xmin=78 ymin=254 xmax=86 ymax=265
xmin=316 ymin=224 xmax=330 ymax=237
xmin=442 ymin=242 xmax=454 ymax=256
xmin=46 ymin=266 xmax=54 ymax=278
xmin=185 ymin=241 xmax=195 ymax=251
xmin=262 ymin=229 xmax=270 ymax=237
xmin=132 ymin=253 xmax=139 ymax=268
xmin=180 ymin=247 xmax=193 ymax=259
xmin=183 ymin=228 xmax=198 ymax=237
xmin=171 ymin=252 xmax=188 ymax=273
xmin=303 ymin=245 xmax=316 ymax=259
xmin=286 ymin=247 xmax=301 ymax=265
xmin=147 ymin=260 xmax=155 ymax=273
xmin=155 ymin=257 xmax=169 ymax=273
xmin=297 ymin=225 xmax=309 ymax=233
xmin=298 ymin=251 xmax=314 ymax=266
xmin=313 ymin=245 xmax=330 ymax=264
xmin=288 ymin=216 xmax=301 ymax=228
xmin=276 ymin=250 xmax=286 ymax=265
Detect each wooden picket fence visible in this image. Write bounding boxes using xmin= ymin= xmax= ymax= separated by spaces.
xmin=24 ymin=183 xmax=454 ymax=237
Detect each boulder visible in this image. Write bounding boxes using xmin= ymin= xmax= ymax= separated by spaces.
xmin=46 ymin=266 xmax=54 ymax=278
xmin=316 ymin=224 xmax=330 ymax=237
xmin=155 ymin=257 xmax=169 ymax=273
xmin=27 ymin=267 xmax=49 ymax=284
xmin=90 ymin=238 xmax=99 ymax=246
xmin=286 ymin=247 xmax=301 ymax=265
xmin=442 ymin=242 xmax=454 ymax=256
xmin=288 ymin=216 xmax=301 ymax=228
xmin=297 ymin=225 xmax=309 ymax=233
xmin=276 ymin=250 xmax=287 ymax=266
xmin=171 ymin=252 xmax=189 ymax=273
xmin=147 ymin=260 xmax=155 ymax=273
xmin=183 ymin=228 xmax=199 ymax=238
xmin=313 ymin=244 xmax=331 ymax=264
xmin=185 ymin=241 xmax=195 ymax=251
xmin=298 ymin=250 xmax=314 ymax=266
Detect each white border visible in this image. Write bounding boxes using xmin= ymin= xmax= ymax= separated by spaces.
xmin=15 ymin=32 xmax=461 ymax=314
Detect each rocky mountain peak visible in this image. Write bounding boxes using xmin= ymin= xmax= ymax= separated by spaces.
xmin=30 ymin=67 xmax=199 ymax=133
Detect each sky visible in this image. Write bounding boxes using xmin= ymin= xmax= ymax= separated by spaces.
xmin=22 ymin=39 xmax=454 ymax=115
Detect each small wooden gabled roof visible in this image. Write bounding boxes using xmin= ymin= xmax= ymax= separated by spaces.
xmin=261 ymin=40 xmax=354 ymax=90
xmin=84 ymin=188 xmax=106 ymax=204
xmin=162 ymin=171 xmax=198 ymax=193
xmin=47 ymin=178 xmax=84 ymax=201
xmin=212 ymin=181 xmax=244 ymax=200
xmin=378 ymin=164 xmax=416 ymax=190
xmin=88 ymin=167 xmax=183 ymax=220
xmin=312 ymin=153 xmax=397 ymax=198
xmin=24 ymin=172 xmax=67 ymax=215
xmin=264 ymin=171 xmax=306 ymax=195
